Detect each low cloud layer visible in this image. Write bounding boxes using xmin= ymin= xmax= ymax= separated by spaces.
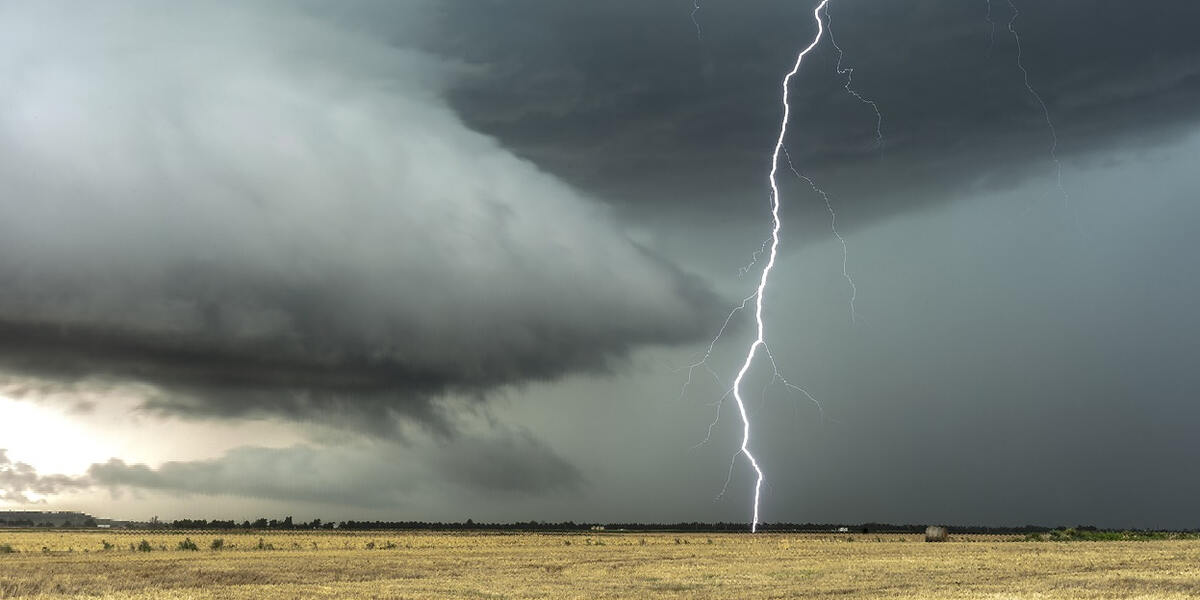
xmin=87 ymin=431 xmax=580 ymax=507
xmin=0 ymin=2 xmax=718 ymax=430
xmin=3 ymin=425 xmax=579 ymax=509
xmin=0 ymin=449 xmax=88 ymax=504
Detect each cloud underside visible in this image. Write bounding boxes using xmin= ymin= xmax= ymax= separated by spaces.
xmin=434 ymin=1 xmax=1200 ymax=226
xmin=0 ymin=449 xmax=89 ymax=504
xmin=0 ymin=1 xmax=719 ymax=430
xmin=88 ymin=434 xmax=582 ymax=506
xmin=1 ymin=430 xmax=580 ymax=506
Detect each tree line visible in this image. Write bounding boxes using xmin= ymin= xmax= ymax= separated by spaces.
xmin=112 ymin=518 xmax=1198 ymax=534
xmin=0 ymin=518 xmax=98 ymax=528
xmin=5 ymin=515 xmax=1195 ymax=534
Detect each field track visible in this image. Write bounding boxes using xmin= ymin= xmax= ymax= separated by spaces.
xmin=2 ymin=531 xmax=1198 ymax=599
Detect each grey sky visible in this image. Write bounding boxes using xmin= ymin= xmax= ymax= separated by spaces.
xmin=2 ymin=0 xmax=1198 ymax=529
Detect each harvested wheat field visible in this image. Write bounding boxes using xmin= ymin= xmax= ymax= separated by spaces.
xmin=1 ymin=531 xmax=1198 ymax=599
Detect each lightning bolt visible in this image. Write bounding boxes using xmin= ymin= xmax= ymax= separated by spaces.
xmin=985 ymin=0 xmax=997 ymax=56
xmin=729 ymin=0 xmax=832 ymax=533
xmin=826 ymin=5 xmax=882 ymax=150
xmin=682 ymin=0 xmax=1064 ymax=535
xmin=1004 ymin=0 xmax=1068 ymax=207
xmin=678 ymin=292 xmax=757 ymax=406
xmin=782 ymin=147 xmax=858 ymax=324
xmin=737 ymin=238 xmax=772 ymax=278
xmin=682 ymin=291 xmax=824 ymax=453
xmin=691 ymin=1 xmax=703 ymax=40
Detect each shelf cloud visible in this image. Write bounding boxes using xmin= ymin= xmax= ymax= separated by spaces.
xmin=0 ymin=1 xmax=718 ymax=433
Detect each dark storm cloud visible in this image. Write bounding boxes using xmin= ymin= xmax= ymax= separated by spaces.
xmin=427 ymin=0 xmax=1200 ymax=228
xmin=0 ymin=1 xmax=720 ymax=430
xmin=0 ymin=449 xmax=88 ymax=504
xmin=87 ymin=432 xmax=580 ymax=506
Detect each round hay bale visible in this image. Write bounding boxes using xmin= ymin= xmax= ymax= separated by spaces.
xmin=925 ymin=525 xmax=948 ymax=542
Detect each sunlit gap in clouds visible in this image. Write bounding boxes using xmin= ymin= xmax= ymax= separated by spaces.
xmin=0 ymin=395 xmax=110 ymax=480
xmin=0 ymin=391 xmax=309 ymax=491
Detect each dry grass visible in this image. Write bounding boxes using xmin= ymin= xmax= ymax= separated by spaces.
xmin=1 ymin=531 xmax=1197 ymax=599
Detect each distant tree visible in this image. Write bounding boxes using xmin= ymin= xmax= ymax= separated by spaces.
xmin=252 ymin=518 xmax=268 ymax=529
xmin=281 ymin=516 xmax=294 ymax=529
xmin=83 ymin=518 xmax=98 ymax=528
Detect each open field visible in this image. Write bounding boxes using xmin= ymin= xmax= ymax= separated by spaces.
xmin=2 ymin=531 xmax=1198 ymax=599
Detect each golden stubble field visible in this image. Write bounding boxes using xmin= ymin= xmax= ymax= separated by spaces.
xmin=1 ymin=531 xmax=1198 ymax=599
